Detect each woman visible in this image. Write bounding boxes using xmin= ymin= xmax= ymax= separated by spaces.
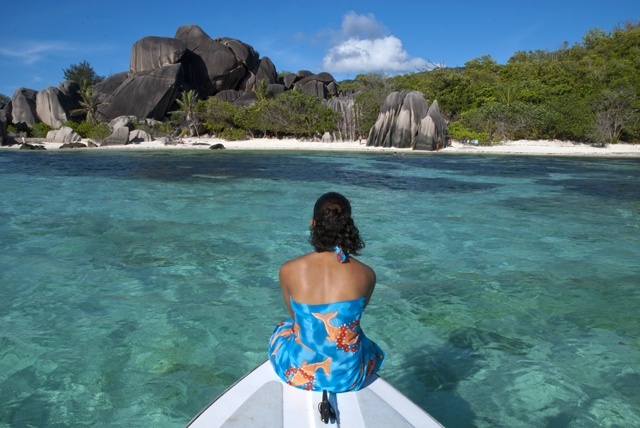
xmin=268 ymin=192 xmax=385 ymax=392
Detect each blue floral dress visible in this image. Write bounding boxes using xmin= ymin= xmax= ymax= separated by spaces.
xmin=268 ymin=297 xmax=385 ymax=392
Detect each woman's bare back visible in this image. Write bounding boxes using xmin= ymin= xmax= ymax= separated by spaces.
xmin=279 ymin=251 xmax=376 ymax=317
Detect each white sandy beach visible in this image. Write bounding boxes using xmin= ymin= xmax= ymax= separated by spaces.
xmin=3 ymin=137 xmax=640 ymax=157
xmin=444 ymin=139 xmax=640 ymax=157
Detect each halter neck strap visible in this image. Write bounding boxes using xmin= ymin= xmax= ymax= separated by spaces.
xmin=334 ymin=245 xmax=348 ymax=263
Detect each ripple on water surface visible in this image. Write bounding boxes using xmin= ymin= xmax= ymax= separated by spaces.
xmin=0 ymin=151 xmax=639 ymax=426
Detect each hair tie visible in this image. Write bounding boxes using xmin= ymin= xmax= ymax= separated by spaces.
xmin=334 ymin=245 xmax=348 ymax=263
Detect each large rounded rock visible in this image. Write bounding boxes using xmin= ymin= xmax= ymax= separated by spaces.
xmin=296 ymin=72 xmax=335 ymax=87
xmin=415 ymin=101 xmax=447 ymax=150
xmin=367 ymin=91 xmax=448 ymax=150
xmin=324 ymin=95 xmax=357 ymax=141
xmin=98 ymin=64 xmax=183 ymax=121
xmin=298 ymin=81 xmax=328 ymax=99
xmin=175 ymin=25 xmax=245 ymax=96
xmin=20 ymin=143 xmax=46 ymax=150
xmin=45 ymin=126 xmax=82 ymax=143
xmin=282 ymin=72 xmax=298 ymax=89
xmin=36 ymin=85 xmax=81 ymax=128
xmin=58 ymin=81 xmax=82 ymax=101
xmin=128 ymin=129 xmax=151 ymax=143
xmin=13 ymin=24 xmax=353 ymax=128
xmin=233 ymin=91 xmax=258 ymax=107
xmin=367 ymin=90 xmax=431 ymax=149
xmin=0 ymin=99 xmax=12 ymax=122
xmin=94 ymin=72 xmax=129 ymax=103
xmin=108 ymin=115 xmax=138 ymax=131
xmin=215 ymin=90 xmax=242 ymax=102
xmin=416 ymin=115 xmax=436 ymax=150
xmin=266 ymin=84 xmax=285 ymax=97
xmin=101 ymin=126 xmax=130 ymax=146
xmin=0 ymin=109 xmax=7 ymax=146
xmin=59 ymin=142 xmax=88 ymax=149
xmin=255 ymin=57 xmax=277 ymax=85
xmin=11 ymin=88 xmax=38 ymax=127
xmin=243 ymin=56 xmax=278 ymax=92
xmin=293 ymin=72 xmax=336 ymax=100
xmin=296 ymin=70 xmax=314 ymax=78
xmin=216 ymin=37 xmax=260 ymax=72
xmin=326 ymin=81 xmax=339 ymax=98
xmin=130 ymin=36 xmax=187 ymax=73
xmin=394 ymin=91 xmax=429 ymax=148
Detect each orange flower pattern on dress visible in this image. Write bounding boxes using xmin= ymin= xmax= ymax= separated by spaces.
xmin=269 ymin=320 xmax=311 ymax=352
xmin=284 ymin=358 xmax=332 ymax=390
xmin=269 ymin=297 xmax=385 ymax=393
xmin=312 ymin=311 xmax=361 ymax=352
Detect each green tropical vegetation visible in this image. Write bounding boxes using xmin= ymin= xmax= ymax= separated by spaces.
xmin=63 ymin=120 xmax=111 ymax=141
xmin=3 ymin=22 xmax=638 ymax=146
xmin=170 ymin=89 xmax=200 ymax=137
xmin=196 ymin=89 xmax=339 ymax=140
xmin=340 ymin=73 xmax=396 ymax=137
xmin=388 ymin=21 xmax=640 ymax=145
xmin=72 ymin=80 xmax=107 ymax=125
xmin=62 ymin=60 xmax=105 ymax=88
xmin=29 ymin=122 xmax=52 ymax=138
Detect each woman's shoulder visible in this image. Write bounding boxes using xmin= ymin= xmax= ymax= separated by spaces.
xmin=279 ymin=252 xmax=317 ymax=279
xmin=280 ymin=252 xmax=314 ymax=268
xmin=349 ymin=256 xmax=376 ymax=279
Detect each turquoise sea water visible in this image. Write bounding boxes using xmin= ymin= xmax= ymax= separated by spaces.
xmin=0 ymin=149 xmax=638 ymax=427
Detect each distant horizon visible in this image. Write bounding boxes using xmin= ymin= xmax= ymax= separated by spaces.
xmin=1 ymin=0 xmax=638 ymax=95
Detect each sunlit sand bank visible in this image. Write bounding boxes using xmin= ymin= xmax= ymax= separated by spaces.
xmin=3 ymin=137 xmax=640 ymax=157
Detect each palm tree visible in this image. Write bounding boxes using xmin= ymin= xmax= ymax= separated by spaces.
xmin=496 ymin=85 xmax=518 ymax=107
xmin=71 ymin=79 xmax=106 ymax=125
xmin=173 ymin=90 xmax=200 ymax=137
xmin=255 ymin=80 xmax=270 ymax=102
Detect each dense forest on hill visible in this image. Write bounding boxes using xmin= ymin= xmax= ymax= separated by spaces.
xmin=344 ymin=21 xmax=639 ymax=145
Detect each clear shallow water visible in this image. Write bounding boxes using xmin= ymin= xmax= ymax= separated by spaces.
xmin=0 ymin=150 xmax=638 ymax=427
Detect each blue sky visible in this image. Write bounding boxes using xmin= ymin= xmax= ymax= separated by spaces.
xmin=1 ymin=0 xmax=638 ymax=96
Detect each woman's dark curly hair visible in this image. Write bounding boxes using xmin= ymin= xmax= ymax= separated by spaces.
xmin=309 ymin=192 xmax=365 ymax=255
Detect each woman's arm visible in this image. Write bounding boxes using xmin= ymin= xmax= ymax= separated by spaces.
xmin=279 ymin=262 xmax=295 ymax=318
xmin=363 ymin=267 xmax=377 ymax=307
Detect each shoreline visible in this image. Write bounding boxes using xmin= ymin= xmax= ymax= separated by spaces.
xmin=2 ymin=137 xmax=640 ymax=157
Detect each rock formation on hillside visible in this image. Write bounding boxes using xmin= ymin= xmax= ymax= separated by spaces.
xmin=98 ymin=64 xmax=183 ymax=121
xmin=101 ymin=126 xmax=130 ymax=146
xmin=0 ymin=108 xmax=8 ymax=146
xmin=130 ymin=36 xmax=187 ymax=73
xmin=324 ymin=94 xmax=357 ymax=141
xmin=0 ymin=25 xmax=446 ymax=145
xmin=95 ymin=25 xmax=340 ymax=121
xmin=36 ymin=82 xmax=82 ymax=128
xmin=45 ymin=126 xmax=82 ymax=143
xmin=94 ymin=72 xmax=129 ymax=103
xmin=414 ymin=100 xmax=448 ymax=150
xmin=176 ymin=25 xmax=251 ymax=96
xmin=4 ymin=24 xmax=360 ymax=137
xmin=11 ymin=88 xmax=38 ymax=127
xmin=367 ymin=90 xmax=447 ymax=150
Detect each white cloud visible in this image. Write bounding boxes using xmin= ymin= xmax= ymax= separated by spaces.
xmin=322 ymin=12 xmax=428 ymax=75
xmin=0 ymin=41 xmax=76 ymax=64
xmin=340 ymin=11 xmax=388 ymax=39
xmin=324 ymin=36 xmax=428 ymax=73
xmin=0 ymin=40 xmax=113 ymax=65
